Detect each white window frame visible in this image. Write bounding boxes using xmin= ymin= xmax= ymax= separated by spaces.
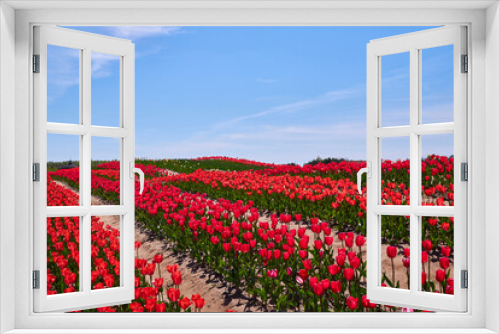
xmin=366 ymin=26 xmax=467 ymax=312
xmin=0 ymin=1 xmax=499 ymax=333
xmin=33 ymin=26 xmax=136 ymax=312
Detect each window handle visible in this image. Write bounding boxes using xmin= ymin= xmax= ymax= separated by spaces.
xmin=130 ymin=162 xmax=145 ymax=195
xmin=357 ymin=162 xmax=371 ymax=195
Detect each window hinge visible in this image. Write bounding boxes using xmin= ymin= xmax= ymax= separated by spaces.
xmin=461 ymin=270 xmax=468 ymax=289
xmin=461 ymin=162 xmax=468 ymax=181
xmin=33 ymin=270 xmax=40 ymax=289
xmin=33 ymin=54 xmax=40 ymax=73
xmin=33 ymin=163 xmax=40 ymax=182
xmin=461 ymin=54 xmax=468 ymax=73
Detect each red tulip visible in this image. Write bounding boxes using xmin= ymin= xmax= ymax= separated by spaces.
xmin=436 ymin=269 xmax=446 ymax=282
xmin=422 ymin=251 xmax=428 ymax=263
xmin=331 ymin=280 xmax=342 ymax=293
xmin=362 ymin=295 xmax=376 ymax=309
xmin=320 ymin=279 xmax=330 ymax=290
xmin=302 ymin=259 xmax=312 ymax=270
xmin=345 ymin=237 xmax=354 ymax=249
xmin=325 ymin=236 xmax=334 ymax=246
xmin=355 ymin=235 xmax=366 ymax=247
xmin=422 ymin=239 xmax=433 ymax=252
xmin=298 ymin=269 xmax=309 ymax=281
xmin=441 ymin=246 xmax=451 ymax=257
xmin=194 ymin=297 xmax=205 ymax=310
xmin=153 ymin=254 xmax=163 ymax=264
xmin=178 ymin=297 xmax=192 ymax=310
xmin=166 ymin=264 xmax=179 ymax=274
xmin=266 ymin=269 xmax=278 ymax=278
xmin=154 ymin=278 xmax=164 ymax=289
xmin=386 ymin=246 xmax=397 ymax=258
xmin=346 ymin=296 xmax=359 ymax=311
xmin=312 ymin=283 xmax=324 ymax=296
xmin=167 ymin=288 xmax=180 ymax=302
xmin=350 ymin=256 xmax=361 ymax=269
xmin=344 ymin=268 xmax=355 ymax=281
xmin=327 ymin=264 xmax=340 ymax=276
xmin=156 ymin=302 xmax=167 ymax=312
xmin=171 ymin=271 xmax=182 ymax=285
xmin=439 ymin=257 xmax=450 ymax=269
xmin=298 ymin=250 xmax=308 ymax=259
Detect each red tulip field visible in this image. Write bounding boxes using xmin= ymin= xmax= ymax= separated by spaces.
xmin=47 ymin=155 xmax=455 ymax=312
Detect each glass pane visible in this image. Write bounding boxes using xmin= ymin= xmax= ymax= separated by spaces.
xmin=421 ymin=133 xmax=454 ymax=206
xmin=381 ymin=137 xmax=410 ymax=205
xmin=47 ymin=133 xmax=80 ymax=206
xmin=420 ymin=216 xmax=454 ymax=295
xmin=47 ymin=216 xmax=81 ymax=295
xmin=47 ymin=45 xmax=81 ymax=124
xmin=91 ymin=216 xmax=121 ymax=290
xmin=91 ymin=52 xmax=121 ymax=127
xmin=421 ymin=45 xmax=454 ymax=124
xmin=380 ymin=215 xmax=411 ymax=294
xmin=381 ymin=52 xmax=410 ymax=127
xmin=91 ymin=137 xmax=121 ymax=205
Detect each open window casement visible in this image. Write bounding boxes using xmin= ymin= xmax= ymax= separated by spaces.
xmin=363 ymin=26 xmax=467 ymax=312
xmin=33 ymin=26 xmax=137 ymax=312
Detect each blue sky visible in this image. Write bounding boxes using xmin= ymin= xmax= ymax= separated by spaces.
xmin=47 ymin=26 xmax=454 ymax=165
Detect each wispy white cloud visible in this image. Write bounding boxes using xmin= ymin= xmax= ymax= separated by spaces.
xmin=257 ymin=78 xmax=279 ymax=84
xmin=135 ymin=120 xmax=367 ymax=164
xmin=215 ymin=87 xmax=362 ymax=129
xmin=47 ymin=47 xmax=80 ymax=103
xmin=91 ymin=52 xmax=120 ymax=78
xmin=107 ymin=26 xmax=183 ymax=40
xmin=47 ymin=27 xmax=182 ymax=103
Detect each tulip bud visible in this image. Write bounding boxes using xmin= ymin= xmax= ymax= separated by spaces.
xmin=436 ymin=269 xmax=446 ymax=282
xmin=386 ymin=245 xmax=397 ymax=258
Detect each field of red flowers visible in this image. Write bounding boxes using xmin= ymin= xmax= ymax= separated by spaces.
xmin=47 ymin=175 xmax=205 ymax=312
xmin=47 ymin=155 xmax=455 ymax=312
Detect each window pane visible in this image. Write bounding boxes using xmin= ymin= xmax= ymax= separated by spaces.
xmin=421 ymin=133 xmax=454 ymax=206
xmin=381 ymin=52 xmax=410 ymax=127
xmin=421 ymin=45 xmax=454 ymax=124
xmin=91 ymin=52 xmax=121 ymax=127
xmin=47 ymin=216 xmax=81 ymax=295
xmin=381 ymin=136 xmax=410 ymax=205
xmin=420 ymin=216 xmax=454 ymax=295
xmin=91 ymin=215 xmax=121 ymax=290
xmin=91 ymin=137 xmax=121 ymax=205
xmin=47 ymin=133 xmax=81 ymax=206
xmin=47 ymin=45 xmax=81 ymax=124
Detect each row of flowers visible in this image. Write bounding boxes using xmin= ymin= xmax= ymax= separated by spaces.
xmin=46 ymin=178 xmax=206 ymax=312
